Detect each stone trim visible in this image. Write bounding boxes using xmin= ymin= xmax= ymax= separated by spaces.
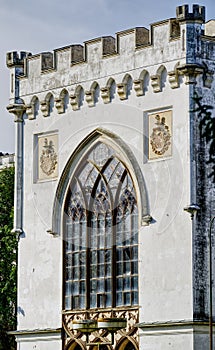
xmin=8 ymin=328 xmax=62 ymax=336
xmin=137 ymin=319 xmax=215 ymax=336
xmin=8 ymin=328 xmax=62 ymax=342
xmin=51 ymin=128 xmax=151 ymax=237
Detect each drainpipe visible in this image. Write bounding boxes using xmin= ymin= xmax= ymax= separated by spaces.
xmin=6 ymin=51 xmax=29 ymax=238
xmin=7 ymin=104 xmax=26 ymax=238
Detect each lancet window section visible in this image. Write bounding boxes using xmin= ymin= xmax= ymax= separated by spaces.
xmin=64 ymin=141 xmax=138 ymax=310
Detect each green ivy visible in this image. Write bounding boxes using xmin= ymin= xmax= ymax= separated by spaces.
xmin=0 ymin=166 xmax=16 ymax=349
xmin=193 ymin=94 xmax=215 ymax=182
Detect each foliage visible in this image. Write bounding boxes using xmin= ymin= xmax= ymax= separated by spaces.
xmin=193 ymin=94 xmax=215 ymax=182
xmin=0 ymin=166 xmax=16 ymax=349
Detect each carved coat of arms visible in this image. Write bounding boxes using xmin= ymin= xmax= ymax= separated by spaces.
xmin=40 ymin=138 xmax=57 ymax=176
xmin=150 ymin=114 xmax=171 ymax=155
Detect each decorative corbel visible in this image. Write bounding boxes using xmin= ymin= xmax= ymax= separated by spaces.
xmin=70 ymin=94 xmax=79 ymax=111
xmin=150 ymin=74 xmax=161 ymax=93
xmin=40 ymin=100 xmax=49 ymax=117
xmin=101 ymin=87 xmax=111 ymax=104
xmin=7 ymin=103 xmax=26 ymax=122
xmin=177 ymin=64 xmax=204 ymax=85
xmin=85 ymin=90 xmax=95 ymax=107
xmin=117 ymin=83 xmax=127 ymax=100
xmin=11 ymin=228 xmax=24 ymax=240
xmin=47 ymin=229 xmax=60 ymax=237
xmin=133 ymin=79 xmax=144 ymax=96
xmin=55 ymin=97 xmax=64 ymax=114
xmin=142 ymin=214 xmax=153 ymax=226
xmin=184 ymin=204 xmax=200 ymax=220
xmin=168 ymin=70 xmax=179 ymax=89
xmin=25 ymin=103 xmax=35 ymax=120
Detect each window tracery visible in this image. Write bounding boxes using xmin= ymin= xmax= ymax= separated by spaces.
xmin=64 ymin=141 xmax=138 ymax=311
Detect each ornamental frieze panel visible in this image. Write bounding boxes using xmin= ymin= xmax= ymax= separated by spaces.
xmin=148 ymin=110 xmax=172 ymax=160
xmin=36 ymin=133 xmax=58 ymax=181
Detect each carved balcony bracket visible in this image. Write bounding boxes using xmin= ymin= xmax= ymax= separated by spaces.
xmin=70 ymin=94 xmax=79 ymax=111
xmin=117 ymin=83 xmax=127 ymax=100
xmin=85 ymin=90 xmax=95 ymax=107
xmin=101 ymin=87 xmax=111 ymax=104
xmin=150 ymin=74 xmax=161 ymax=93
xmin=40 ymin=100 xmax=49 ymax=117
xmin=133 ymin=79 xmax=144 ymax=96
xmin=55 ymin=97 xmax=64 ymax=114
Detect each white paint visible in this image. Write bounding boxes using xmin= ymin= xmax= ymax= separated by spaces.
xmin=7 ymin=4 xmax=215 ymax=349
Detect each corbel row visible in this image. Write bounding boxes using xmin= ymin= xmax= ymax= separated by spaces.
xmin=23 ymin=63 xmax=214 ymax=119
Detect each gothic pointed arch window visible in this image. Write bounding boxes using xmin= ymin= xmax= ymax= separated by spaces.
xmin=63 ymin=140 xmax=138 ymax=311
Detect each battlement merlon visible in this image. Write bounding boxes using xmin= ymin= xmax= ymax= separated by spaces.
xmin=5 ymin=21 xmax=175 ymax=79
xmin=5 ymin=5 xmax=208 ymax=70
xmin=6 ymin=5 xmax=210 ymax=74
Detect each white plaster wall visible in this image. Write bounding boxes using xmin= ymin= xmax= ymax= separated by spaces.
xmin=139 ymin=330 xmax=193 ymax=350
xmin=16 ymin=334 xmax=62 ymax=350
xmin=17 ymin=72 xmax=193 ymax=332
xmin=9 ymin=9 xmax=215 ymax=348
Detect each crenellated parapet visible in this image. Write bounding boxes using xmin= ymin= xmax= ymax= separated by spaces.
xmin=6 ymin=4 xmax=215 ymax=118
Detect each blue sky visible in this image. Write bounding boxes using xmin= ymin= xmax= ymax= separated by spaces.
xmin=0 ymin=0 xmax=214 ymax=152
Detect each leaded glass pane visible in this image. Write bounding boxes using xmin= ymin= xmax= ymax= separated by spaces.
xmin=64 ymin=141 xmax=139 ymax=310
xmin=105 ymin=262 xmax=111 ymax=276
xmin=79 ymin=296 xmax=85 ymax=309
xmin=124 ymin=292 xmax=131 ymax=305
xmin=90 ymin=279 xmax=97 ymax=292
xmin=90 ymin=294 xmax=96 ymax=308
xmin=106 ymin=293 xmax=111 ymax=307
xmin=65 ymin=296 xmax=72 ymax=310
xmin=132 ymin=292 xmax=138 ymax=305
xmin=98 ymin=279 xmax=104 ymax=292
xmin=116 ymin=292 xmax=122 ymax=305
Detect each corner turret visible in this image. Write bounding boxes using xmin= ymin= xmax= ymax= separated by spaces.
xmin=176 ymin=4 xmax=205 ymax=23
xmin=6 ymin=51 xmax=32 ymax=68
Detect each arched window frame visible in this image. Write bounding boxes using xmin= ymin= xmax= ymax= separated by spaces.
xmin=50 ymin=129 xmax=150 ymax=313
xmin=52 ymin=129 xmax=149 ymax=237
xmin=63 ymin=140 xmax=139 ymax=310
